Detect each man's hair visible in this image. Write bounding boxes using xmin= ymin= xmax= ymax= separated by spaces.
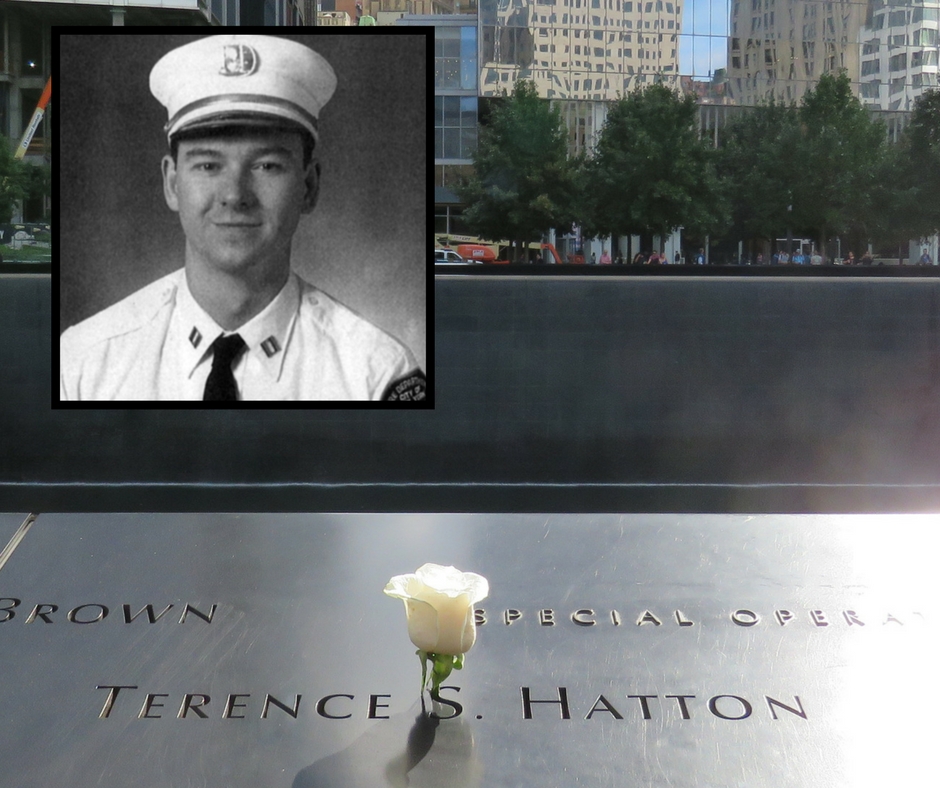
xmin=170 ymin=125 xmax=316 ymax=170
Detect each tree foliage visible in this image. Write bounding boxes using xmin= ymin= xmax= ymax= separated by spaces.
xmin=457 ymin=80 xmax=578 ymax=261
xmin=795 ymin=72 xmax=888 ymax=251
xmin=581 ymin=84 xmax=727 ymax=240
xmin=715 ymin=100 xmax=802 ymax=246
xmin=0 ymin=136 xmax=32 ymax=224
xmin=457 ymin=77 xmax=938 ymax=262
xmin=898 ymin=88 xmax=940 ymax=238
xmin=717 ymin=72 xmax=891 ymax=254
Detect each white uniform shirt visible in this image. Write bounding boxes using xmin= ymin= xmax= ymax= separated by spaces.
xmin=59 ymin=269 xmax=422 ymax=401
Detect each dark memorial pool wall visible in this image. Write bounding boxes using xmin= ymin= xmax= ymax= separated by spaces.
xmin=4 ymin=274 xmax=939 ymax=511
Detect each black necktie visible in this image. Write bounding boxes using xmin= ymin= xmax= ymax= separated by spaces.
xmin=203 ymin=334 xmax=246 ymax=401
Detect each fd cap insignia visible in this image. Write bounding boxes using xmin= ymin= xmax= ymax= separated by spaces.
xmin=221 ymin=44 xmax=259 ymax=77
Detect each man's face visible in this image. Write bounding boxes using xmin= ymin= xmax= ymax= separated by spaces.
xmin=162 ymin=130 xmax=318 ymax=277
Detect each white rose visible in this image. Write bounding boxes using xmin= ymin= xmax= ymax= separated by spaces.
xmin=384 ymin=563 xmax=489 ymax=655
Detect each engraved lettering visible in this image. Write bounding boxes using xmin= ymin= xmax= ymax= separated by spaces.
xmin=474 ymin=608 xmax=486 ymax=626
xmin=585 ymin=694 xmax=623 ymax=720
xmin=178 ymin=604 xmax=217 ymax=624
xmin=732 ymin=609 xmax=759 ymax=627
xmin=368 ymin=694 xmax=391 ymax=719
xmin=674 ymin=610 xmax=694 ymax=627
xmin=628 ymin=695 xmax=656 ymax=719
xmin=539 ymin=609 xmax=555 ymax=626
xmin=123 ymin=604 xmax=174 ymax=624
xmin=178 ymin=694 xmax=210 ymax=719
xmin=430 ymin=685 xmax=463 ymax=720
xmin=25 ymin=603 xmax=58 ymax=624
xmin=637 ymin=610 xmax=662 ymax=626
xmin=96 ymin=685 xmax=138 ymax=719
xmin=0 ymin=598 xmax=21 ymax=622
xmin=223 ymin=694 xmax=250 ymax=719
xmin=521 ymin=687 xmax=571 ymax=720
xmin=843 ymin=610 xmax=865 ymax=626
xmin=611 ymin=610 xmax=622 ymax=626
xmin=572 ymin=609 xmax=595 ymax=626
xmin=810 ymin=610 xmax=829 ymax=627
xmin=139 ymin=693 xmax=169 ymax=719
xmin=884 ymin=613 xmax=903 ymax=625
xmin=68 ymin=604 xmax=108 ymax=624
xmin=775 ymin=609 xmax=794 ymax=626
xmin=503 ymin=609 xmax=522 ymax=625
xmin=316 ymin=694 xmax=353 ymax=719
xmin=665 ymin=694 xmax=695 ymax=719
xmin=263 ymin=694 xmax=303 ymax=719
xmin=708 ymin=695 xmax=752 ymax=720
xmin=766 ymin=695 xmax=807 ymax=719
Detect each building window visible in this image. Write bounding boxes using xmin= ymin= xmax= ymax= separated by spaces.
xmin=914 ymin=28 xmax=939 ymax=47
xmin=913 ymin=7 xmax=939 ymax=23
xmin=435 ymin=96 xmax=477 ymax=161
xmin=436 ymin=27 xmax=477 ymax=91
xmin=436 ymin=28 xmax=461 ymax=89
xmin=887 ymin=10 xmax=908 ymax=27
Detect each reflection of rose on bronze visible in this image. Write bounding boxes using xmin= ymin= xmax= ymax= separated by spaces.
xmin=384 ymin=564 xmax=489 ymax=704
xmin=292 ymin=706 xmax=484 ymax=788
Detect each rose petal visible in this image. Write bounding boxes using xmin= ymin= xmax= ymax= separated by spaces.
xmin=403 ymin=597 xmax=439 ymax=652
xmin=386 ymin=564 xmax=489 ymax=655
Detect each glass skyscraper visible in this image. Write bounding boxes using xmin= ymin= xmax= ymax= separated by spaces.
xmin=480 ymin=0 xmax=683 ymax=100
xmin=859 ymin=0 xmax=940 ymax=110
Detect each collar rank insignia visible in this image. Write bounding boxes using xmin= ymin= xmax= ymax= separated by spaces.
xmin=381 ymin=370 xmax=427 ymax=402
xmin=220 ymin=44 xmax=259 ymax=77
xmin=261 ymin=337 xmax=281 ymax=358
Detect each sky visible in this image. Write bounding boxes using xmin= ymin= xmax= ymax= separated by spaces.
xmin=678 ymin=0 xmax=731 ymax=80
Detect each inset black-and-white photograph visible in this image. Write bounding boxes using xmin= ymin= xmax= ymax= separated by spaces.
xmin=59 ymin=33 xmax=427 ymax=405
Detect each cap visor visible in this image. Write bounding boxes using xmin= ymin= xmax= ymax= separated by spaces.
xmin=172 ymin=112 xmax=310 ymax=139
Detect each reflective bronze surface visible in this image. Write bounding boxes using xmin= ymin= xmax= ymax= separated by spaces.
xmin=0 ymin=513 xmax=936 ymax=786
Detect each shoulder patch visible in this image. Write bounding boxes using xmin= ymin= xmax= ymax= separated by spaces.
xmin=382 ymin=370 xmax=427 ymax=402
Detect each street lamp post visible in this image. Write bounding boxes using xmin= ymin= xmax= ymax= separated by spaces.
xmin=786 ymin=192 xmax=793 ymax=262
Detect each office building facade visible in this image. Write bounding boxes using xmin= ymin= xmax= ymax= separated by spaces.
xmin=8 ymin=0 xmax=305 ymax=26
xmin=480 ymin=0 xmax=683 ymax=100
xmin=400 ymin=15 xmax=478 ymax=236
xmin=859 ymin=0 xmax=940 ymax=110
xmin=726 ymin=0 xmax=864 ymax=105
xmin=1 ymin=4 xmax=52 ymax=222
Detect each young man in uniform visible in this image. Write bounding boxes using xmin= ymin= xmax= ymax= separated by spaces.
xmin=60 ymin=35 xmax=425 ymax=403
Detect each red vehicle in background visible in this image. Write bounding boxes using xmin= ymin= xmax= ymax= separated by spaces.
xmin=456 ymin=244 xmax=506 ymax=264
xmin=454 ymin=243 xmax=568 ymax=264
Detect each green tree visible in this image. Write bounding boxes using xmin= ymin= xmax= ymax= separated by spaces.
xmin=716 ymin=100 xmax=803 ymax=253
xmin=794 ymin=71 xmax=889 ymax=254
xmin=457 ymin=80 xmax=578 ymax=262
xmin=898 ymin=88 xmax=940 ymax=239
xmin=718 ymin=72 xmax=892 ymax=258
xmin=21 ymin=163 xmax=50 ymax=222
xmin=581 ymin=83 xmax=726 ymax=242
xmin=0 ymin=136 xmax=31 ymax=223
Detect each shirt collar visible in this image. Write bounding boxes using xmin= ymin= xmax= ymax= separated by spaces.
xmin=176 ymin=270 xmax=300 ymax=381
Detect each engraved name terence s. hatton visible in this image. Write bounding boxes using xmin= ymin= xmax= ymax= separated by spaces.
xmin=93 ymin=685 xmax=808 ymax=723
xmin=5 ymin=598 xmax=920 ymax=724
